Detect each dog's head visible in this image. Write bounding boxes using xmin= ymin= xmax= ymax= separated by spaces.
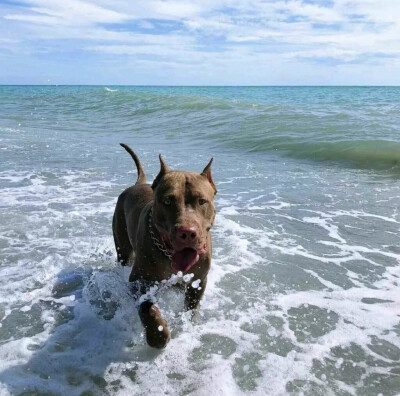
xmin=151 ymin=155 xmax=217 ymax=273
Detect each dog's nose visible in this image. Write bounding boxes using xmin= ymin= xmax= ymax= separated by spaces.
xmin=176 ymin=227 xmax=197 ymax=241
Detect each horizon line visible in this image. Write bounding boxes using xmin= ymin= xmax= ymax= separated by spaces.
xmin=1 ymin=84 xmax=400 ymax=88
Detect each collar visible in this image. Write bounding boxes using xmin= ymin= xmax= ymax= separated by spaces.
xmin=148 ymin=207 xmax=172 ymax=261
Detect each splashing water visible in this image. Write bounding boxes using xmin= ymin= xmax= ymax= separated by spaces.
xmin=0 ymin=86 xmax=400 ymax=395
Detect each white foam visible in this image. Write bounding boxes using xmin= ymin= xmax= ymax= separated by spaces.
xmin=1 ymin=159 xmax=400 ymax=396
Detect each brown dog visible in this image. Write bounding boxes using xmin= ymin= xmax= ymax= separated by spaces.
xmin=113 ymin=144 xmax=217 ymax=348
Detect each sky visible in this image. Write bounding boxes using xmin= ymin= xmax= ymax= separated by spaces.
xmin=1 ymin=0 xmax=400 ymax=85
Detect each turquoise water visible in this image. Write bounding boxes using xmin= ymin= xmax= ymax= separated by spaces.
xmin=0 ymin=86 xmax=400 ymax=395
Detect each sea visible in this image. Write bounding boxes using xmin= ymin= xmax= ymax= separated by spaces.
xmin=0 ymin=86 xmax=399 ymax=396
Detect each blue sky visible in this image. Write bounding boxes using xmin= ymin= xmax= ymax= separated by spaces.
xmin=1 ymin=0 xmax=400 ymax=85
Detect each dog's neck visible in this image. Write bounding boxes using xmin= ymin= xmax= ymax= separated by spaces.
xmin=148 ymin=207 xmax=172 ymax=260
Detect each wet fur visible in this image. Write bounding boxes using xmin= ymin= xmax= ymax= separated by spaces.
xmin=113 ymin=144 xmax=216 ymax=348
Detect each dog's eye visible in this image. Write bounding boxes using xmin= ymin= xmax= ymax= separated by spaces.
xmin=162 ymin=197 xmax=171 ymax=206
xmin=198 ymin=198 xmax=207 ymax=205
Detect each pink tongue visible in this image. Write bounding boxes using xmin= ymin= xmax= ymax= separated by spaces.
xmin=172 ymin=248 xmax=199 ymax=272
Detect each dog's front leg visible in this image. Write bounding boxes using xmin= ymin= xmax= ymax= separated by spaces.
xmin=185 ymin=277 xmax=207 ymax=311
xmin=138 ymin=300 xmax=171 ymax=349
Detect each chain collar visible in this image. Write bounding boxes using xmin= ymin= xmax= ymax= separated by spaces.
xmin=148 ymin=207 xmax=172 ymax=261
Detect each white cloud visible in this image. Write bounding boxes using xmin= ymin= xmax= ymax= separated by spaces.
xmin=4 ymin=0 xmax=130 ymax=26
xmin=1 ymin=0 xmax=400 ymax=84
xmin=150 ymin=1 xmax=204 ymax=18
xmin=274 ymin=1 xmax=342 ymax=22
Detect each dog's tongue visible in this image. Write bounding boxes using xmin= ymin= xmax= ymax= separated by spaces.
xmin=172 ymin=248 xmax=199 ymax=272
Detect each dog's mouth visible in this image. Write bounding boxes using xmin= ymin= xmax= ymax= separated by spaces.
xmin=171 ymin=248 xmax=199 ymax=272
xmin=168 ymin=244 xmax=207 ymax=273
xmin=160 ymin=233 xmax=206 ymax=272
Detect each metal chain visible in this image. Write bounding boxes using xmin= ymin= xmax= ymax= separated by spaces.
xmin=148 ymin=208 xmax=172 ymax=261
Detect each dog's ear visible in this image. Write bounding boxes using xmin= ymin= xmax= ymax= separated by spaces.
xmin=152 ymin=154 xmax=169 ymax=190
xmin=201 ymin=158 xmax=217 ymax=194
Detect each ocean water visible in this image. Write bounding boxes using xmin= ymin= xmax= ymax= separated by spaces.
xmin=0 ymin=86 xmax=400 ymax=396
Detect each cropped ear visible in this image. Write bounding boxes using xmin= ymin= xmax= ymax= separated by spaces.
xmin=151 ymin=154 xmax=169 ymax=190
xmin=201 ymin=158 xmax=217 ymax=194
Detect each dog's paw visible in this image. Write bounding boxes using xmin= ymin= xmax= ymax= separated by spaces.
xmin=145 ymin=318 xmax=171 ymax=349
xmin=139 ymin=301 xmax=171 ymax=349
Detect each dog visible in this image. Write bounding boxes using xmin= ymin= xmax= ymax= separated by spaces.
xmin=113 ymin=144 xmax=217 ymax=348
